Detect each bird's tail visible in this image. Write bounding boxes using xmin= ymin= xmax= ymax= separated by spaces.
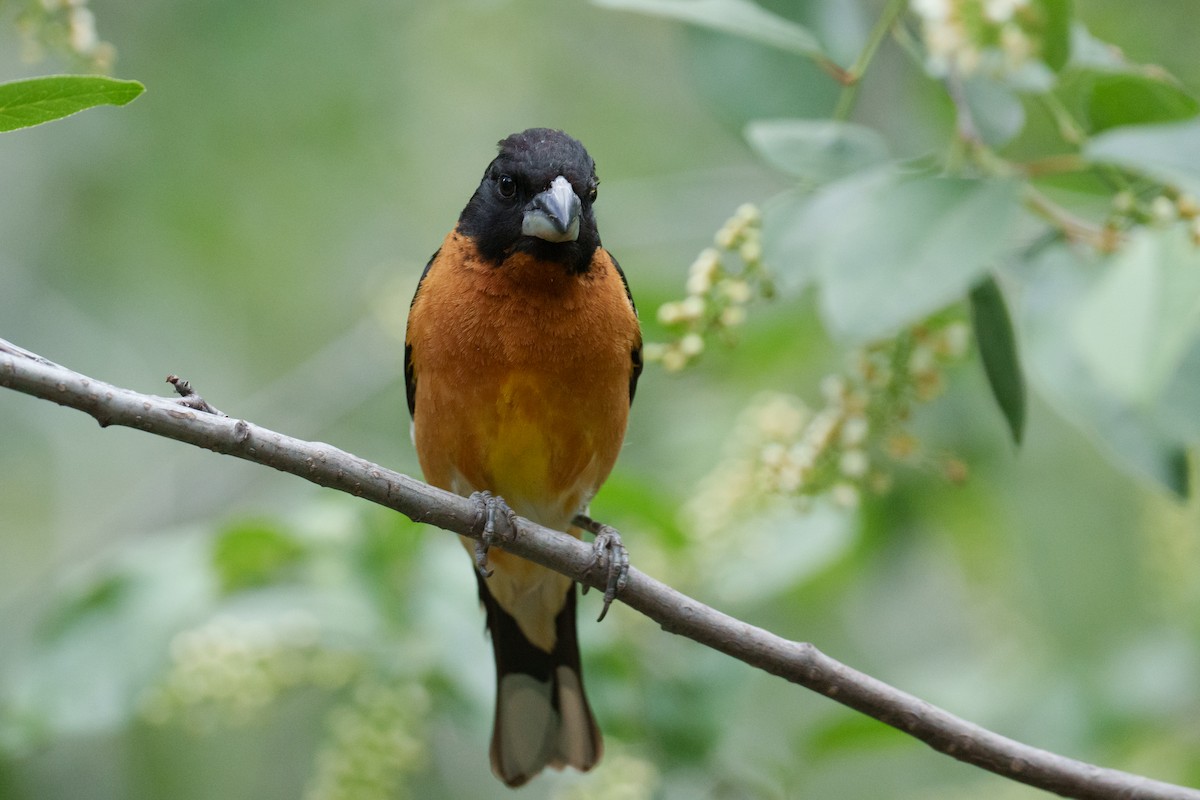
xmin=475 ymin=574 xmax=602 ymax=788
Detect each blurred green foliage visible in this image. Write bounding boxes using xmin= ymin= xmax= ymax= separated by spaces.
xmin=2 ymin=0 xmax=1200 ymax=799
xmin=211 ymin=520 xmax=308 ymax=594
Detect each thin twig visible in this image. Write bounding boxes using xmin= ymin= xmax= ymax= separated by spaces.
xmin=833 ymin=0 xmax=907 ymax=120
xmin=945 ymin=64 xmax=983 ymax=147
xmin=0 ymin=338 xmax=1196 ymax=800
xmin=1023 ymin=186 xmax=1119 ymax=251
xmin=166 ymin=374 xmax=226 ymax=416
xmin=1021 ymin=153 xmax=1088 ymax=179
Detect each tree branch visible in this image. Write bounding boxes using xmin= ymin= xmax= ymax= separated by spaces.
xmin=1 ymin=336 xmax=1195 ymax=800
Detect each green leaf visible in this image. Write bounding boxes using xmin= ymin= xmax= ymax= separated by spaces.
xmin=808 ymin=714 xmax=907 ymax=759
xmin=1067 ymin=22 xmax=1123 ymax=69
xmin=0 ymin=75 xmax=145 ymax=133
xmin=1159 ymin=338 xmax=1200 ymax=443
xmin=1077 ymin=71 xmax=1199 ymax=133
xmin=705 ymin=502 xmax=854 ymax=603
xmin=962 ymin=75 xmax=1027 ymax=147
xmin=592 ymin=0 xmax=827 ymax=60
xmin=1038 ymin=0 xmax=1073 ymax=72
xmin=683 ymin=26 xmax=840 ymax=128
xmin=807 ymin=170 xmax=1023 ymax=342
xmin=760 ymin=188 xmax=818 ymax=295
xmin=1069 ymin=225 xmax=1200 ymax=406
xmin=212 ymin=520 xmax=307 ymax=593
xmin=744 ymin=118 xmax=889 ymax=184
xmin=1020 ymin=243 xmax=1191 ymax=496
xmin=37 ymin=575 xmax=132 ymax=641
xmin=1086 ymin=118 xmax=1200 ymax=196
xmin=970 ymin=275 xmax=1026 ymax=444
xmin=759 ymin=167 xmax=895 ymax=298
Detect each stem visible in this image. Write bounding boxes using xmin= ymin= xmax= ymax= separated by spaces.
xmin=854 ymin=0 xmax=908 ymax=79
xmin=818 ymin=55 xmax=854 ymax=86
xmin=890 ymin=17 xmax=927 ymax=68
xmin=1021 ymin=153 xmax=1088 ymax=178
xmin=1037 ymin=92 xmax=1087 ymax=146
xmin=832 ymin=79 xmax=861 ymax=121
xmin=945 ymin=65 xmax=982 ymax=146
xmin=1023 ymin=185 xmax=1117 ymax=251
xmin=833 ymin=0 xmax=908 ymax=119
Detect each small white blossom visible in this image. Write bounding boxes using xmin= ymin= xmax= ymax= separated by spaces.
xmin=720 ymin=279 xmax=753 ymax=304
xmin=839 ymin=449 xmax=870 ymax=478
xmin=677 ymin=295 xmax=706 ymax=320
xmin=686 ymin=270 xmax=713 ymax=296
xmin=999 ymin=23 xmax=1032 ymax=67
xmin=820 ymin=375 xmax=846 ymax=404
xmin=908 ymin=344 xmax=936 ymax=376
xmin=911 ymin=0 xmax=950 ymax=21
xmin=841 ymin=414 xmax=870 ymax=446
xmin=788 ymin=441 xmax=817 ymax=470
xmin=720 ymin=305 xmax=747 ymax=327
xmin=68 ymin=7 xmax=97 ymax=53
xmin=773 ymin=461 xmax=803 ymax=492
xmin=679 ymin=333 xmax=705 ymax=357
xmin=1151 ymin=195 xmax=1177 ymax=225
xmin=739 ymin=238 xmax=762 ymax=264
xmin=940 ymin=321 xmax=971 ymax=358
xmin=805 ymin=408 xmax=841 ymax=451
xmin=734 ymin=203 xmax=761 ymax=225
xmin=687 ymin=248 xmax=720 ymax=294
xmin=661 ymin=347 xmax=688 ymax=372
xmin=984 ymin=0 xmax=1027 ymax=23
xmin=755 ymin=395 xmax=807 ymax=439
xmin=656 ymin=302 xmax=682 ymax=325
xmin=642 ymin=342 xmax=668 ymax=362
xmin=832 ymin=483 xmax=861 ymax=508
xmin=760 ymin=442 xmax=787 ymax=467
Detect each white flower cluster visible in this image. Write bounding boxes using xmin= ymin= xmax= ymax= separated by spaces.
xmin=1111 ymin=189 xmax=1200 ymax=246
xmin=684 ymin=320 xmax=973 ymax=539
xmin=19 ymin=0 xmax=114 ymax=69
xmin=911 ymin=0 xmax=1037 ymax=77
xmin=304 ymin=681 xmax=430 ymax=800
xmin=138 ymin=612 xmax=361 ymax=731
xmin=552 ymin=752 xmax=661 ymax=800
xmin=646 ymin=203 xmax=770 ymax=371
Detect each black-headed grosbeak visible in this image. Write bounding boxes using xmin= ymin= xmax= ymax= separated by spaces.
xmin=404 ymin=128 xmax=641 ymax=786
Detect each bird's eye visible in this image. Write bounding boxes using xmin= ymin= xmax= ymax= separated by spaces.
xmin=587 ymin=185 xmax=598 ymax=202
xmin=498 ymin=174 xmax=517 ymax=198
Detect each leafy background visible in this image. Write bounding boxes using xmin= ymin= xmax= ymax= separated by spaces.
xmin=2 ymin=0 xmax=1200 ymax=798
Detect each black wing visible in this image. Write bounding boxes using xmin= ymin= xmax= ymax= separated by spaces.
xmin=404 ymin=249 xmax=439 ymax=418
xmin=608 ymin=251 xmax=643 ymax=404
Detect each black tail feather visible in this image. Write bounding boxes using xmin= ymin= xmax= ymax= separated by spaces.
xmin=474 ymin=572 xmax=602 ymax=786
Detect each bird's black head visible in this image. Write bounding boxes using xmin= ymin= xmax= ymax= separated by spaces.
xmin=457 ymin=128 xmax=601 ymax=275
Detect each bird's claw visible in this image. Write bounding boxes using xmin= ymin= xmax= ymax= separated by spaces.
xmin=470 ymin=491 xmax=516 ymax=579
xmin=578 ymin=518 xmax=629 ymax=622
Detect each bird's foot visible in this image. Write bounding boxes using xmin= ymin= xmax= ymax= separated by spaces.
xmin=469 ymin=491 xmax=517 ymax=579
xmin=574 ymin=514 xmax=629 ymax=622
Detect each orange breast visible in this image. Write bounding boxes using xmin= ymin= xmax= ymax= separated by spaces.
xmin=407 ymin=231 xmax=639 ymax=533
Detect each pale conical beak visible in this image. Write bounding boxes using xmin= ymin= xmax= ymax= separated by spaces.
xmin=522 ymin=175 xmax=581 ymax=243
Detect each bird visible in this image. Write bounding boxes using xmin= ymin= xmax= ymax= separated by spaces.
xmin=403 ymin=128 xmax=642 ymax=787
